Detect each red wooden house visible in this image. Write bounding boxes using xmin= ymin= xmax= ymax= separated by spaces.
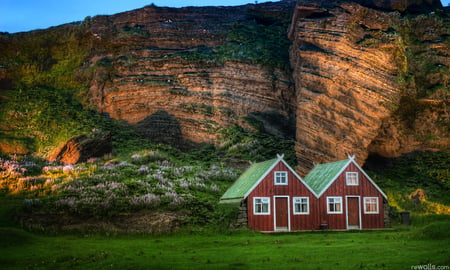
xmin=220 ymin=154 xmax=318 ymax=232
xmin=303 ymin=156 xmax=388 ymax=230
xmin=220 ymin=155 xmax=387 ymax=231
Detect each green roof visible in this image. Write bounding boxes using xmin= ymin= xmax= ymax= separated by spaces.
xmin=303 ymin=159 xmax=350 ymax=196
xmin=220 ymin=158 xmax=277 ymax=203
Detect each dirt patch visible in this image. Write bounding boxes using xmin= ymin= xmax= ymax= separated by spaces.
xmin=17 ymin=211 xmax=183 ymax=234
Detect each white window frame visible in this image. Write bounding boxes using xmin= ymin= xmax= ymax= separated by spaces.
xmin=253 ymin=197 xmax=270 ymax=215
xmin=346 ymin=172 xmax=359 ymax=186
xmin=327 ymin=196 xmax=343 ymax=214
xmin=293 ymin=197 xmax=309 ymax=215
xmin=274 ymin=171 xmax=288 ymax=185
xmin=363 ymin=197 xmax=379 ymax=214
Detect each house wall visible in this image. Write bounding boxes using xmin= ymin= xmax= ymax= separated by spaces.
xmin=247 ymin=161 xmax=318 ymax=231
xmin=318 ymin=162 xmax=385 ymax=229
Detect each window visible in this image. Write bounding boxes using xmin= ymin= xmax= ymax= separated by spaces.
xmin=346 ymin=172 xmax=359 ymax=186
xmin=327 ymin=197 xmax=342 ymax=214
xmin=364 ymin=197 xmax=379 ymax=214
xmin=293 ymin=197 xmax=309 ymax=215
xmin=254 ymin=197 xmax=270 ymax=215
xmin=274 ymin=171 xmax=288 ymax=185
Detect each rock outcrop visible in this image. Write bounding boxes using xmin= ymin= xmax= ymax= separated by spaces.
xmin=49 ymin=132 xmax=112 ymax=164
xmin=290 ymin=3 xmax=402 ymax=173
xmin=84 ymin=2 xmax=297 ymax=146
xmin=289 ymin=1 xmax=449 ymax=174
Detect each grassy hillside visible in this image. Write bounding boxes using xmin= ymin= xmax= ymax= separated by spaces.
xmin=0 ymin=141 xmax=448 ymax=232
xmin=0 ymin=87 xmax=111 ymax=157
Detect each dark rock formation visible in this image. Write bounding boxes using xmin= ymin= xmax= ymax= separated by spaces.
xmin=354 ymin=0 xmax=442 ymax=12
xmin=50 ymin=132 xmax=112 ymax=164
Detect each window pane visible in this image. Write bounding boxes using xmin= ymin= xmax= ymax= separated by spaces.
xmin=262 ymin=203 xmax=268 ymax=213
xmin=328 ymin=202 xmax=334 ymax=212
xmin=255 ymin=197 xmax=270 ymax=214
xmin=346 ymin=172 xmax=358 ymax=185
xmin=364 ymin=197 xmax=378 ymax=213
xmin=275 ymin=172 xmax=287 ymax=185
xmin=301 ymin=203 xmax=307 ymax=212
xmin=328 ymin=197 xmax=342 ymax=213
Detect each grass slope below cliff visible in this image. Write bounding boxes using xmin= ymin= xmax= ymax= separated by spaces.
xmin=365 ymin=151 xmax=450 ymax=215
xmin=0 ymin=87 xmax=114 ymax=157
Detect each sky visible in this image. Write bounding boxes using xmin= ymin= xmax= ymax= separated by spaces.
xmin=1 ymin=0 xmax=449 ymax=33
xmin=0 ymin=0 xmax=273 ymax=33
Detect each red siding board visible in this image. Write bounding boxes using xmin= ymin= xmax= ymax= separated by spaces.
xmin=247 ymin=161 xmax=317 ymax=231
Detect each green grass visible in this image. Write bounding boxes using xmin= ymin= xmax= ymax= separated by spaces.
xmin=1 ymin=193 xmax=449 ymax=270
xmin=0 ymin=221 xmax=449 ymax=270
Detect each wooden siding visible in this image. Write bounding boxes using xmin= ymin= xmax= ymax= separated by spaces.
xmin=318 ymin=162 xmax=385 ymax=229
xmin=247 ymin=161 xmax=318 ymax=231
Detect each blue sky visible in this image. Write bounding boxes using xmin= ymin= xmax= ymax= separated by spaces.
xmin=1 ymin=0 xmax=449 ymax=33
xmin=0 ymin=0 xmax=272 ymax=33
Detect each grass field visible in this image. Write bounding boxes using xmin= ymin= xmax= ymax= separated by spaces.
xmin=1 ymin=216 xmax=449 ymax=270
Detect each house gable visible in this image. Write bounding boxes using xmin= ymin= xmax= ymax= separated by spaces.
xmin=303 ymin=156 xmax=387 ymax=199
xmin=245 ymin=156 xmax=319 ymax=231
xmin=310 ymin=157 xmax=387 ymax=230
xmin=303 ymin=159 xmax=350 ymax=197
xmin=220 ymin=154 xmax=318 ymax=205
xmin=245 ymin=157 xmax=318 ymax=199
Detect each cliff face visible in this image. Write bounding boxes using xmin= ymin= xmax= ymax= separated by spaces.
xmin=290 ymin=1 xmax=449 ymax=174
xmin=290 ymin=3 xmax=402 ymax=173
xmin=0 ymin=0 xmax=448 ymax=171
xmin=84 ymin=2 xmax=297 ymax=146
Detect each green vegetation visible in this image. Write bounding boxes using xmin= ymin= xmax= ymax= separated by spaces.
xmin=175 ymin=19 xmax=292 ymax=70
xmin=0 ymin=87 xmax=114 ymax=158
xmin=218 ymin=124 xmax=296 ymax=165
xmin=0 ymin=24 xmax=92 ymax=90
xmin=366 ymin=151 xmax=450 ymax=215
xmin=119 ymin=25 xmax=150 ymax=38
xmin=0 ymin=118 xmax=298 ymax=227
xmin=216 ymin=20 xmax=292 ymax=70
xmin=0 ymin=216 xmax=449 ymax=270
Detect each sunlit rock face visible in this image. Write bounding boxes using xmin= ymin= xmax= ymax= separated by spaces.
xmin=290 ymin=3 xmax=404 ymax=174
xmin=289 ymin=0 xmax=449 ymax=175
xmin=85 ymin=3 xmax=297 ymax=146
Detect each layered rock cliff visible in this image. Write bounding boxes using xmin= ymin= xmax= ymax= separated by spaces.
xmin=289 ymin=1 xmax=449 ymax=174
xmin=84 ymin=2 xmax=297 ymax=146
xmin=0 ymin=0 xmax=448 ymax=173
